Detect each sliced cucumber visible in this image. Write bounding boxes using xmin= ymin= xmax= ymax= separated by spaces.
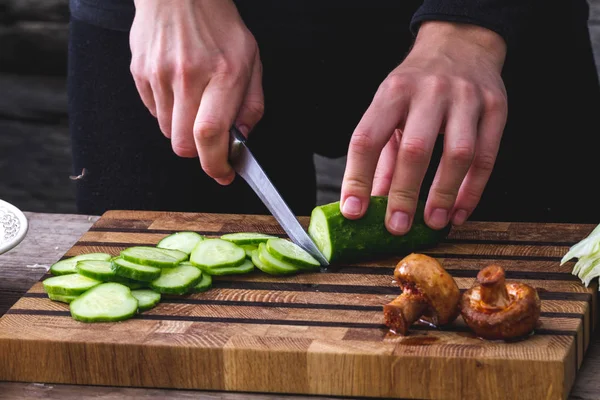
xmin=112 ymin=257 xmax=162 ymax=282
xmin=48 ymin=293 xmax=78 ymax=304
xmin=250 ymin=249 xmax=280 ymax=275
xmin=265 ymin=238 xmax=320 ymax=269
xmin=110 ymin=275 xmax=148 ymax=289
xmin=131 ymin=289 xmax=161 ymax=311
xmin=307 ymin=196 xmax=450 ymax=263
xmin=220 ymin=232 xmax=278 ymax=245
xmin=257 ymin=242 xmax=299 ymax=275
xmin=50 ymin=253 xmax=112 ymax=276
xmin=191 ymin=273 xmax=213 ymax=292
xmin=157 ymin=231 xmax=204 ymax=255
xmin=76 ymin=260 xmax=116 ymax=281
xmin=240 ymin=244 xmax=258 ymax=258
xmin=202 ymin=258 xmax=255 ymax=276
xmin=190 ymin=238 xmax=246 ymax=270
xmin=69 ymin=283 xmax=138 ymax=323
xmin=149 ymin=264 xmax=202 ymax=295
xmin=43 ymin=273 xmax=102 ymax=296
xmin=120 ymin=246 xmax=188 ymax=268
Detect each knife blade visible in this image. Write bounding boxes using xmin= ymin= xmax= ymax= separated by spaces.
xmin=228 ymin=125 xmax=329 ymax=267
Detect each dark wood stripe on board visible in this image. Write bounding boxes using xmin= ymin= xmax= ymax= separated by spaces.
xmin=4 ymin=309 xmax=577 ymax=337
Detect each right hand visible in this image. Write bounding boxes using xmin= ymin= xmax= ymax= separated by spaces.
xmin=130 ymin=0 xmax=264 ymax=185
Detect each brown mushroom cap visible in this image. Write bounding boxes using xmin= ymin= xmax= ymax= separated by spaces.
xmin=393 ymin=253 xmax=461 ymax=326
xmin=460 ymin=264 xmax=541 ymax=340
xmin=384 ymin=253 xmax=461 ymax=334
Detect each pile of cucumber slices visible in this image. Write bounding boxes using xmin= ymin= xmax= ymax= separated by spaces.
xmin=42 ymin=231 xmax=321 ymax=323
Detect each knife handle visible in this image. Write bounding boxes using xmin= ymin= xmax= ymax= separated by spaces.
xmin=228 ymin=125 xmax=247 ymax=163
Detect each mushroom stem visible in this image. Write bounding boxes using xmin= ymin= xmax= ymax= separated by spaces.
xmin=383 ymin=292 xmax=429 ymax=335
xmin=477 ymin=264 xmax=511 ymax=309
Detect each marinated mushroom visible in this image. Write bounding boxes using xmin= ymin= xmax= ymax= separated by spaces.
xmin=383 ymin=253 xmax=461 ymax=335
xmin=460 ymin=264 xmax=541 ymax=340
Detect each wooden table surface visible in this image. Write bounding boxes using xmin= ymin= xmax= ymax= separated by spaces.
xmin=1 ymin=212 xmax=600 ymax=400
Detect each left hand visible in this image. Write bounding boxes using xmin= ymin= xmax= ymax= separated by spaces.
xmin=340 ymin=21 xmax=508 ymax=235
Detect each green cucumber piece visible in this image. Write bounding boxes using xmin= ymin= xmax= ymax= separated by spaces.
xmin=120 ymin=246 xmax=188 ymax=268
xmin=112 ymin=257 xmax=162 ymax=282
xmin=250 ymin=249 xmax=281 ymax=275
xmin=257 ymin=242 xmax=299 ymax=274
xmin=307 ymin=196 xmax=451 ymax=263
xmin=43 ymin=273 xmax=102 ymax=296
xmin=131 ymin=289 xmax=161 ymax=311
xmin=265 ymin=238 xmax=320 ymax=269
xmin=157 ymin=231 xmax=204 ymax=255
xmin=149 ymin=264 xmax=202 ymax=295
xmin=48 ymin=293 xmax=78 ymax=304
xmin=69 ymin=283 xmax=138 ymax=323
xmin=190 ymin=238 xmax=246 ymax=270
xmin=191 ymin=273 xmax=213 ymax=292
xmin=110 ymin=275 xmax=148 ymax=289
xmin=240 ymin=244 xmax=258 ymax=258
xmin=202 ymin=258 xmax=255 ymax=276
xmin=220 ymin=232 xmax=278 ymax=245
xmin=50 ymin=253 xmax=112 ymax=276
xmin=76 ymin=260 xmax=116 ymax=281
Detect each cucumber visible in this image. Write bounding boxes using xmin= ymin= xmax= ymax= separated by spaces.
xmin=257 ymin=242 xmax=299 ymax=275
xmin=157 ymin=231 xmax=204 ymax=255
xmin=307 ymin=196 xmax=450 ymax=263
xmin=42 ymin=273 xmax=102 ymax=296
xmin=112 ymin=257 xmax=162 ymax=282
xmin=69 ymin=283 xmax=138 ymax=323
xmin=220 ymin=232 xmax=278 ymax=245
xmin=250 ymin=249 xmax=281 ymax=275
xmin=240 ymin=244 xmax=258 ymax=258
xmin=76 ymin=260 xmax=116 ymax=281
xmin=131 ymin=289 xmax=161 ymax=311
xmin=48 ymin=293 xmax=78 ymax=304
xmin=149 ymin=264 xmax=202 ymax=295
xmin=265 ymin=238 xmax=320 ymax=269
xmin=110 ymin=275 xmax=148 ymax=289
xmin=190 ymin=238 xmax=246 ymax=270
xmin=120 ymin=246 xmax=188 ymax=268
xmin=50 ymin=253 xmax=112 ymax=276
xmin=201 ymin=258 xmax=255 ymax=276
xmin=191 ymin=273 xmax=213 ymax=292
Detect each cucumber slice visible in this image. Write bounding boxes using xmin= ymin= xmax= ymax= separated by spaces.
xmin=50 ymin=253 xmax=112 ymax=276
xmin=307 ymin=196 xmax=450 ymax=263
xmin=112 ymin=257 xmax=162 ymax=282
xmin=110 ymin=275 xmax=148 ymax=289
xmin=149 ymin=264 xmax=202 ymax=295
xmin=69 ymin=283 xmax=138 ymax=323
xmin=120 ymin=246 xmax=188 ymax=268
xmin=157 ymin=231 xmax=204 ymax=255
xmin=265 ymin=238 xmax=320 ymax=269
xmin=48 ymin=293 xmax=78 ymax=304
xmin=250 ymin=249 xmax=281 ymax=275
xmin=220 ymin=232 xmax=278 ymax=245
xmin=257 ymin=242 xmax=299 ymax=275
xmin=43 ymin=273 xmax=102 ymax=296
xmin=76 ymin=260 xmax=116 ymax=281
xmin=191 ymin=273 xmax=213 ymax=292
xmin=202 ymin=258 xmax=255 ymax=276
xmin=240 ymin=244 xmax=258 ymax=258
xmin=190 ymin=238 xmax=246 ymax=270
xmin=131 ymin=289 xmax=161 ymax=311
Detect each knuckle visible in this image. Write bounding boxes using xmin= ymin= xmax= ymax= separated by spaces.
xmin=388 ymin=187 xmax=419 ymax=206
xmin=398 ymin=137 xmax=429 ymax=165
xmin=482 ymin=88 xmax=507 ymax=116
xmin=430 ymin=187 xmax=459 ymax=206
xmin=343 ymin=175 xmax=373 ymax=195
xmin=171 ymin=144 xmax=196 ymax=158
xmin=424 ymin=75 xmax=450 ymax=96
xmin=472 ymin=152 xmax=496 ymax=172
xmin=349 ymin=131 xmax=377 ymax=155
xmin=193 ymin=120 xmax=225 ymax=142
xmin=380 ymin=74 xmax=411 ymax=95
xmin=242 ymin=99 xmax=265 ymax=119
xmin=129 ymin=59 xmax=144 ymax=79
xmin=446 ymin=143 xmax=475 ymax=167
xmin=454 ymin=78 xmax=479 ymax=101
xmin=173 ymin=57 xmax=202 ymax=81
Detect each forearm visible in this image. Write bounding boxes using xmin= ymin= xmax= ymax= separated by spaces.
xmin=410 ymin=0 xmax=535 ymax=47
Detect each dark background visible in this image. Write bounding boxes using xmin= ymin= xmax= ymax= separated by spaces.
xmin=1 ymin=0 xmax=600 ymax=215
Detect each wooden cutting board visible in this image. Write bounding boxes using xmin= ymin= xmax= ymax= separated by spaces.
xmin=0 ymin=210 xmax=597 ymax=400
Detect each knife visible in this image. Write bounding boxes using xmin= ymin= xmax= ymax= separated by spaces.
xmin=228 ymin=125 xmax=329 ymax=267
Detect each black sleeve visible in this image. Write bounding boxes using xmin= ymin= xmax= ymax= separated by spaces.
xmin=410 ymin=0 xmax=535 ymax=46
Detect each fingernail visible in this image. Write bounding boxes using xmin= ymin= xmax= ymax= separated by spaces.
xmin=389 ymin=211 xmax=410 ymax=234
xmin=342 ymin=196 xmax=362 ymax=217
xmin=430 ymin=208 xmax=448 ymax=228
xmin=237 ymin=125 xmax=250 ymax=137
xmin=452 ymin=209 xmax=468 ymax=225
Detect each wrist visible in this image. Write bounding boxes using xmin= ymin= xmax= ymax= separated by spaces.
xmin=412 ymin=21 xmax=506 ymax=72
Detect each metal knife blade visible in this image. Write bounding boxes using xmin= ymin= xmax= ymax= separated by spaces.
xmin=228 ymin=126 xmax=329 ymax=267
